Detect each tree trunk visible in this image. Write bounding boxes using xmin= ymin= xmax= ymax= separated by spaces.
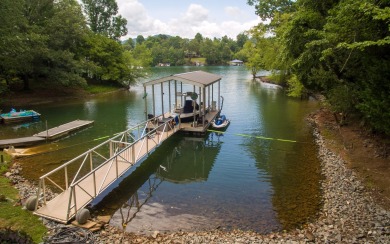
xmin=22 ymin=74 xmax=30 ymax=90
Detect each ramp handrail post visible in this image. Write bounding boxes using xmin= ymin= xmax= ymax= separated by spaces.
xmin=89 ymin=152 xmax=93 ymax=171
xmin=35 ymin=180 xmax=42 ymax=210
xmin=42 ymin=178 xmax=47 ymax=204
xmin=72 ymin=186 xmax=77 ymax=221
xmin=93 ymin=170 xmax=97 ymax=197
xmin=65 ymin=166 xmax=69 ymax=189
xmin=146 ymin=135 xmax=149 ymax=154
xmin=66 ymin=186 xmax=74 ymax=222
xmin=132 ymin=145 xmax=135 ymax=163
xmin=115 ymin=156 xmax=119 ymax=178
xmin=109 ymin=140 xmax=113 ymax=157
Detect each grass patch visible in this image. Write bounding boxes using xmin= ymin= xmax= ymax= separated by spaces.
xmin=0 ymin=152 xmax=47 ymax=243
xmin=0 ymin=152 xmax=11 ymax=174
xmin=85 ymin=84 xmax=120 ymax=94
xmin=186 ymin=57 xmax=206 ymax=64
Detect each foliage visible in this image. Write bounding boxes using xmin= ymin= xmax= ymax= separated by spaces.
xmin=249 ymin=0 xmax=390 ymax=134
xmin=81 ymin=0 xmax=127 ymax=40
xmin=247 ymin=0 xmax=296 ymax=20
xmin=287 ymin=74 xmax=307 ymax=98
xmin=236 ymin=24 xmax=275 ymax=78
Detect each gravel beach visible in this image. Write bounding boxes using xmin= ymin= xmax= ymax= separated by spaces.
xmin=5 ymin=113 xmax=390 ymax=243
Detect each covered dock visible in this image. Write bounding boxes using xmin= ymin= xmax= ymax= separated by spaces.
xmin=143 ymin=70 xmax=223 ymax=135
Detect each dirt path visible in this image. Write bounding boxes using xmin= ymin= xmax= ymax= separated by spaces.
xmin=311 ymin=108 xmax=390 ymax=209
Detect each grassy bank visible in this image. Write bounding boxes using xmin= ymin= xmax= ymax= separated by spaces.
xmin=0 ymin=152 xmax=47 ymax=243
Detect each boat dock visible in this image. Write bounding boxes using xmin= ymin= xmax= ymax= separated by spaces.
xmin=0 ymin=120 xmax=94 ymax=149
xmin=143 ymin=70 xmax=223 ymax=135
xmin=32 ymin=70 xmax=225 ymax=224
xmin=34 ymin=118 xmax=177 ymax=223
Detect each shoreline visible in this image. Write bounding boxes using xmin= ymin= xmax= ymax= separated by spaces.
xmin=4 ymin=108 xmax=389 ymax=243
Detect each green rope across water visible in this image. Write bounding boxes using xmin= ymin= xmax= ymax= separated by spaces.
xmin=207 ymin=129 xmax=297 ymax=143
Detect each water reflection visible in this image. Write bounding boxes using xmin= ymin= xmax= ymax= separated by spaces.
xmin=245 ymin=82 xmax=322 ymax=230
xmin=157 ymin=134 xmax=222 ymax=183
xmin=93 ymin=133 xmax=223 ymax=234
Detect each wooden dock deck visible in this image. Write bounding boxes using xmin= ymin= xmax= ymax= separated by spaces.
xmin=34 ymin=119 xmax=178 ymax=223
xmin=34 ymin=120 xmax=94 ymax=139
xmin=0 ymin=120 xmax=94 ymax=149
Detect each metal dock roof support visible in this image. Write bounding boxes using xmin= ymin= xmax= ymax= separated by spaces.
xmin=142 ymin=70 xmax=223 ymax=134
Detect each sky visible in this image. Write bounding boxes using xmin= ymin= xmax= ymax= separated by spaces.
xmin=117 ymin=0 xmax=262 ymax=40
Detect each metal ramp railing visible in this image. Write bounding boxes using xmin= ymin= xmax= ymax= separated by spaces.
xmin=33 ymin=117 xmax=178 ymax=223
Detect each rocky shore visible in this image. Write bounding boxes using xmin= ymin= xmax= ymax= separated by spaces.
xmin=4 ymin=112 xmax=390 ymax=243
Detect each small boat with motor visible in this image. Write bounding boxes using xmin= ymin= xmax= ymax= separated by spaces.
xmin=211 ymin=114 xmax=230 ymax=130
xmin=0 ymin=109 xmax=41 ymax=124
xmin=170 ymin=92 xmax=201 ymax=123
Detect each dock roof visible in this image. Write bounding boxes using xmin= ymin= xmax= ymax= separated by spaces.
xmin=143 ymin=70 xmax=222 ymax=88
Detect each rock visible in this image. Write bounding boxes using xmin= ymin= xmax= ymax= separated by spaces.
xmin=305 ymin=230 xmax=315 ymax=242
xmin=152 ymin=231 xmax=159 ymax=239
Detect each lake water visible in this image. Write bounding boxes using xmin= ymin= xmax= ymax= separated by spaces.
xmin=2 ymin=66 xmax=321 ymax=234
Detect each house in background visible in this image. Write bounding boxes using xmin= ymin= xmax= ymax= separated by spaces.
xmin=229 ymin=59 xmax=244 ymax=66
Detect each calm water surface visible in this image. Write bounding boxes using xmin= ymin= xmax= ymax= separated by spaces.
xmin=1 ymin=66 xmax=321 ymax=233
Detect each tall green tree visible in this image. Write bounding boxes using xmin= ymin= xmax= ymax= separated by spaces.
xmin=0 ymin=0 xmax=26 ymax=88
xmin=249 ymin=0 xmax=390 ymax=134
xmin=247 ymin=0 xmax=296 ymax=20
xmin=136 ymin=35 xmax=145 ymax=45
xmin=81 ymin=0 xmax=127 ymax=40
xmin=43 ymin=0 xmax=89 ymax=86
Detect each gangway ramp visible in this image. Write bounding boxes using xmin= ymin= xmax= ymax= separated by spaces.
xmin=33 ymin=117 xmax=178 ymax=223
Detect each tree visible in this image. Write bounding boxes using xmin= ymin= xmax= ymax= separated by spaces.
xmin=43 ymin=0 xmax=89 ymax=86
xmin=123 ymin=38 xmax=135 ymax=51
xmin=247 ymin=0 xmax=296 ymax=20
xmin=81 ymin=0 xmax=127 ymax=40
xmin=248 ymin=0 xmax=390 ymax=134
xmin=0 ymin=0 xmax=26 ymax=88
xmin=132 ymin=44 xmax=152 ymax=68
xmin=136 ymin=35 xmax=145 ymax=45
xmin=236 ymin=33 xmax=249 ymax=48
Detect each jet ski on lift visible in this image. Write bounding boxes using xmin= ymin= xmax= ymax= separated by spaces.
xmin=211 ymin=96 xmax=230 ymax=130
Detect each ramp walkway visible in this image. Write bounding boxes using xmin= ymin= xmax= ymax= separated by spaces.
xmin=33 ymin=117 xmax=178 ymax=223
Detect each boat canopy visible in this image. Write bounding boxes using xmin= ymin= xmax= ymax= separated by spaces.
xmin=143 ymin=70 xmax=222 ymax=88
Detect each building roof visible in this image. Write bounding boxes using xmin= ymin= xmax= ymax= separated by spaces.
xmin=230 ymin=59 xmax=243 ymax=63
xmin=143 ymin=70 xmax=222 ymax=88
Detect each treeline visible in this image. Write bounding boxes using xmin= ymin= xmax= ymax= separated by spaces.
xmin=0 ymin=0 xmax=145 ymax=94
xmin=123 ymin=33 xmax=249 ymax=66
xmin=246 ymin=0 xmax=390 ymax=135
xmin=0 ymin=0 xmax=249 ymax=98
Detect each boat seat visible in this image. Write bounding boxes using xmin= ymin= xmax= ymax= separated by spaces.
xmin=183 ymin=100 xmax=199 ymax=113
